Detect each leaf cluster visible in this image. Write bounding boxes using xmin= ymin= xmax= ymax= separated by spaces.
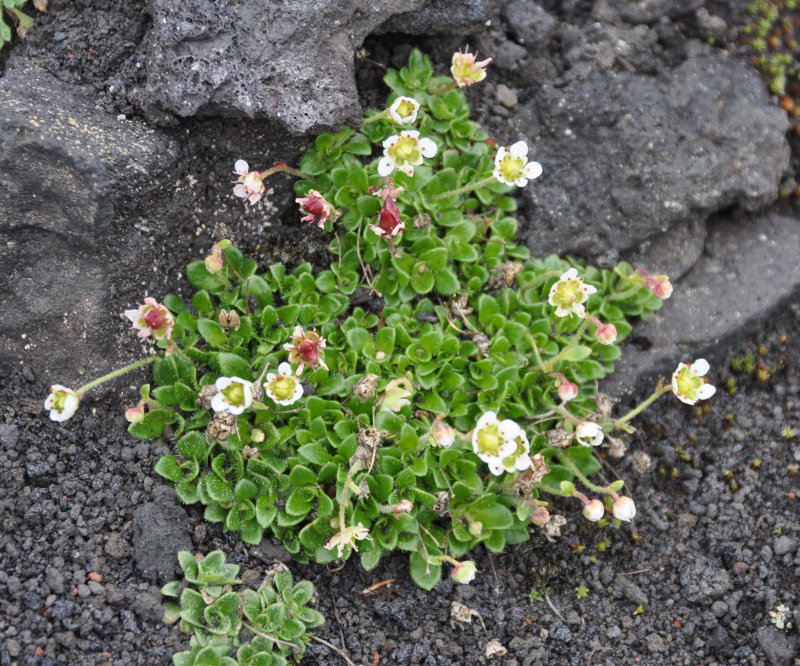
xmin=140 ymin=49 xmax=664 ymax=588
xmin=162 ymin=551 xmax=323 ymax=666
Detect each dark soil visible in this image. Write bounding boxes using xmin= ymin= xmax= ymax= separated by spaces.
xmin=2 ymin=1 xmax=800 ymax=665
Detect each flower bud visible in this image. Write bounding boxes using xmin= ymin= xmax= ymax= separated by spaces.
xmin=530 ymin=504 xmax=551 ymax=527
xmin=612 ymin=496 xmax=636 ymax=522
xmin=576 ymin=421 xmax=604 ymax=447
xmin=557 ymin=381 xmax=579 ymax=402
xmin=451 ymin=560 xmax=477 ymax=584
xmin=391 ymin=499 xmax=413 ymax=518
xmin=653 ymin=277 xmax=673 ymax=299
xmin=429 ymin=415 xmax=456 ymax=448
xmin=204 ymin=242 xmax=225 ymax=274
xmin=582 ymin=499 xmax=605 ymax=522
xmin=250 ymin=428 xmax=265 ymax=443
xmin=595 ymin=323 xmax=617 ymax=345
xmin=468 ymin=520 xmax=483 ymax=537
xmin=369 ymin=195 xmax=404 ymax=240
xmin=125 ymin=402 xmax=146 ymax=423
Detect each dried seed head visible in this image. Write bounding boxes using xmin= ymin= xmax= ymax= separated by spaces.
xmin=514 ymin=475 xmax=533 ymax=500
xmin=606 ymin=435 xmax=627 ymax=458
xmin=218 ymin=309 xmax=241 ymax=330
xmin=199 ymin=384 xmax=218 ymax=411
xmin=207 ymin=420 xmax=232 ymax=442
xmin=354 ymin=373 xmax=380 ymax=401
xmin=433 ymin=491 xmax=451 ymax=516
xmin=501 ymin=261 xmax=524 ymax=287
xmin=450 ymin=294 xmax=473 ymax=319
xmin=595 ymin=393 xmax=615 ymax=418
xmin=215 ymin=411 xmax=237 ymax=427
xmin=357 ymin=426 xmax=383 ymax=449
xmin=528 ymin=453 xmax=550 ymax=483
xmin=629 ymin=450 xmax=652 ymax=474
xmin=484 ymin=639 xmax=507 ymax=659
xmin=357 ymin=480 xmax=371 ymax=499
xmin=472 ymin=332 xmax=490 ymax=355
xmin=542 ymin=514 xmax=567 ymax=542
xmin=413 ymin=213 xmax=432 ymax=229
xmin=241 ymin=445 xmax=260 ymax=461
xmin=547 ymin=428 xmax=572 ymax=449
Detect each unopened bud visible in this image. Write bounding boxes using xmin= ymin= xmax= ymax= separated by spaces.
xmin=557 ymin=381 xmax=579 ymax=402
xmin=612 ymin=496 xmax=636 ymax=522
xmin=124 ymin=402 xmax=145 ymax=423
xmin=468 ymin=520 xmax=483 ymax=537
xmin=391 ymin=499 xmax=413 ymax=517
xmin=451 ymin=560 xmax=477 ymax=584
xmin=595 ymin=323 xmax=617 ymax=345
xmin=530 ymin=503 xmax=551 ymax=527
xmin=250 ymin=428 xmax=265 ymax=443
xmin=582 ymin=499 xmax=605 ymax=522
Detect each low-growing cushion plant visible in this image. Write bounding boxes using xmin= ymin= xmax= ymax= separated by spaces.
xmin=162 ymin=550 xmax=324 ymax=666
xmin=44 ymin=48 xmax=716 ymax=589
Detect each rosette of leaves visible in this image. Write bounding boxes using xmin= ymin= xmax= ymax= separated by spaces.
xmin=162 ymin=551 xmax=323 ymax=666
xmin=141 ymin=49 xmax=663 ymax=588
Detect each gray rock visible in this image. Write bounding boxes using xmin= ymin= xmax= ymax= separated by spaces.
xmin=562 ymin=22 xmax=659 ymax=79
xmin=521 ymin=55 xmax=789 ymax=259
xmin=45 ymin=567 xmax=65 ymax=595
xmin=493 ymin=40 xmax=530 ymax=71
xmin=757 ymin=626 xmax=796 ymax=666
xmin=250 ymin=538 xmax=292 ymax=565
xmin=606 ymin=212 xmax=800 ymax=397
xmin=612 ymin=574 xmax=648 ymax=605
xmin=606 ymin=0 xmax=703 ymax=23
xmin=0 ymin=61 xmax=178 ymax=378
xmin=624 ymin=218 xmax=707 ymax=284
xmin=105 ymin=532 xmax=131 ymax=559
xmin=496 ymin=84 xmax=519 ymax=109
xmin=132 ymin=490 xmax=192 ymax=583
xmin=378 ymin=0 xmax=488 ymax=35
xmin=502 ymin=1 xmax=558 ymax=48
xmin=645 ymin=632 xmax=665 ymax=652
xmin=0 ymin=424 xmax=19 ymax=448
xmin=131 ymin=586 xmax=165 ymax=624
xmin=678 ymin=555 xmax=732 ymax=603
xmin=139 ymin=0 xmax=427 ymax=133
xmin=773 ymin=536 xmax=798 ymax=556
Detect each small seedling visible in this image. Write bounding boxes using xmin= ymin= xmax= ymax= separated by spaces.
xmin=575 ymin=586 xmax=589 ymax=599
xmin=161 ymin=551 xmax=324 ymax=666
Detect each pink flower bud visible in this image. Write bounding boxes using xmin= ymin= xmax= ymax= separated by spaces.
xmin=451 ymin=560 xmax=477 ymax=584
xmin=369 ymin=195 xmax=405 ymax=239
xmin=595 ymin=323 xmax=617 ymax=345
xmin=125 ymin=402 xmax=146 ymax=423
xmin=530 ymin=504 xmax=550 ymax=527
xmin=612 ymin=496 xmax=636 ymax=522
xmin=557 ymin=381 xmax=579 ymax=402
xmin=391 ymin=499 xmax=413 ymax=519
xmin=653 ymin=278 xmax=673 ymax=299
xmin=582 ymin=499 xmax=605 ymax=522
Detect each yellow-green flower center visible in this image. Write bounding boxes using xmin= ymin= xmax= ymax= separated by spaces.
xmin=499 ymin=155 xmax=525 ymax=182
xmin=552 ymin=279 xmax=583 ymax=307
xmin=476 ymin=423 xmax=503 ymax=456
xmin=270 ymin=376 xmax=296 ymax=400
xmin=396 ymin=100 xmax=415 ymax=118
xmin=223 ymin=382 xmax=245 ymax=406
xmin=53 ymin=390 xmax=70 ymax=411
xmin=676 ymin=368 xmax=702 ymax=399
xmin=389 ymin=136 xmax=420 ymax=164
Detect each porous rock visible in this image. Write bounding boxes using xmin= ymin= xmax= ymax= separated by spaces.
xmin=0 ymin=61 xmax=178 ymax=377
xmin=605 ymin=0 xmax=704 ymax=23
xmin=502 ymin=1 xmax=558 ymax=48
xmin=378 ymin=0 xmax=488 ymax=35
xmin=678 ymin=554 xmax=732 ymax=603
xmin=132 ymin=488 xmax=192 ymax=583
xmin=606 ymin=211 xmax=800 ymax=398
xmin=520 ymin=55 xmax=789 ymax=259
xmin=139 ymin=0 xmax=430 ymax=132
xmin=757 ymin=626 xmax=797 ymax=666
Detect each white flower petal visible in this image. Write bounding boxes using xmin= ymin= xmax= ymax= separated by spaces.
xmin=215 ymin=377 xmax=233 ymax=391
xmin=487 ymin=459 xmax=505 ymax=476
xmin=584 ymin=284 xmax=598 ymax=295
xmin=401 ymin=130 xmax=420 ymax=139
xmin=691 ymin=359 xmax=710 ymax=377
xmin=233 ymin=184 xmax=247 ymax=198
xmin=697 ymin=383 xmax=716 ymax=400
xmin=378 ymin=157 xmax=395 ymax=177
xmin=523 ymin=161 xmax=542 ymax=180
xmin=498 ymin=419 xmax=520 ymax=441
xmin=210 ymin=393 xmax=229 ymax=413
xmin=277 ymin=362 xmax=293 ymax=377
xmin=234 ymin=159 xmax=248 ymax=174
xmin=509 ymin=141 xmax=528 ymax=158
xmin=419 ymin=138 xmax=437 ymax=158
xmin=383 ymin=135 xmax=398 ymax=148
xmin=561 ymin=268 xmax=578 ymax=280
xmin=401 ymin=164 xmax=415 ymax=177
xmin=514 ymin=177 xmax=528 ymax=188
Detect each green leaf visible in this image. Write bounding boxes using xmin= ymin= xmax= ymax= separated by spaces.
xmin=155 ymin=455 xmax=183 ymax=482
xmin=410 ymin=267 xmax=435 ymax=294
xmin=434 ymin=268 xmax=459 ymax=295
xmin=128 ymin=408 xmax=178 ymax=439
xmin=286 ymin=488 xmax=314 ymax=516
xmin=178 ymin=432 xmax=207 ymax=460
xmin=216 ymin=352 xmax=252 ymax=380
xmin=288 ymin=465 xmax=316 ymax=486
xmin=409 ymin=551 xmax=441 ymax=590
xmin=186 ymin=261 xmax=228 ymax=292
xmin=560 ymin=345 xmax=592 ymax=362
xmin=298 ymin=443 xmax=332 ymax=466
xmin=420 ymin=247 xmax=448 ymax=271
xmin=197 ymin=319 xmax=227 ymax=347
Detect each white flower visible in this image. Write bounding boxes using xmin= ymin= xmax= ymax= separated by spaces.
xmin=612 ymin=496 xmax=636 ymax=522
xmin=378 ymin=130 xmax=437 ymax=178
xmin=582 ymin=499 xmax=605 ymax=522
xmin=576 ymin=421 xmax=604 ymax=447
xmin=471 ymin=412 xmax=518 ymax=464
xmin=44 ymin=385 xmax=79 ymax=422
xmin=324 ymin=523 xmax=371 ymax=558
xmin=671 ymin=359 xmax=716 ymax=405
xmin=387 ymin=96 xmax=420 ymax=125
xmin=451 ymin=48 xmax=491 ymax=87
xmin=488 ymin=430 xmax=532 ymax=476
xmin=232 ymin=160 xmax=265 ymax=204
xmin=210 ymin=376 xmax=253 ymax=415
xmin=263 ymin=362 xmax=304 ymax=406
xmin=492 ymin=141 xmax=542 ymax=188
xmin=547 ymin=268 xmax=597 ymax=318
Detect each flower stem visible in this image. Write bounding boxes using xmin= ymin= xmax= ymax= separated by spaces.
xmin=259 ymin=164 xmax=310 ymax=180
xmin=362 ymin=109 xmax=389 ymax=125
xmin=606 ymin=279 xmax=642 ymax=301
xmin=526 ymin=334 xmax=547 ymax=373
xmin=544 ymin=318 xmax=589 ymax=371
xmin=428 ymin=80 xmax=457 ymax=95
xmin=338 ymin=461 xmax=365 ymax=533
xmin=522 ymin=270 xmax=563 ymax=290
xmin=432 ymin=176 xmax=496 ymax=201
xmin=75 ymin=356 xmax=158 ymax=397
xmin=611 ymin=382 xmax=671 ymax=427
xmin=554 ymin=449 xmax=614 ymax=497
